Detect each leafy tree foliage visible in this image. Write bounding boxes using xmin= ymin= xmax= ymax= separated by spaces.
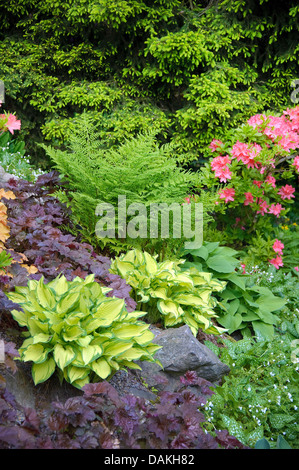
xmin=0 ymin=1 xmax=298 ymax=166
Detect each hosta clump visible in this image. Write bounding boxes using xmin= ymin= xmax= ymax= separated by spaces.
xmin=6 ymin=274 xmax=161 ymax=389
xmin=110 ymin=249 xmax=226 ymax=336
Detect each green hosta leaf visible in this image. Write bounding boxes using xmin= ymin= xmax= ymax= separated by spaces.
xmin=157 ymin=299 xmax=183 ymax=318
xmin=91 ymin=357 xmax=111 ymax=379
xmin=32 ymin=333 xmax=52 ymax=344
xmin=67 ymin=365 xmax=89 ymax=384
xmin=36 ymin=277 xmax=55 ymax=309
xmin=111 ymin=323 xmax=150 ymax=340
xmin=22 ymin=343 xmax=49 ymax=363
xmin=206 ymin=255 xmax=240 ymax=273
xmin=28 ymin=318 xmax=49 ymax=335
xmin=134 ymin=329 xmax=156 ymax=345
xmin=218 ymin=313 xmax=243 ymax=333
xmin=56 ymin=292 xmax=80 ymax=314
xmin=53 ymin=343 xmax=76 ymax=370
xmin=81 ymin=344 xmax=103 ymax=365
xmin=255 ymin=438 xmax=270 ymax=449
xmin=104 ymin=341 xmax=133 ymax=357
xmin=32 ymin=357 xmax=56 ymax=385
xmin=10 ymin=309 xmax=30 ymax=327
xmin=255 ymin=296 xmax=286 ymax=312
xmin=93 ymin=298 xmax=125 ymax=327
xmin=48 ymin=275 xmax=69 ymax=296
xmin=62 ymin=325 xmax=85 ymax=342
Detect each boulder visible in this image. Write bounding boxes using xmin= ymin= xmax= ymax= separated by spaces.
xmin=136 ymin=325 xmax=230 ymax=392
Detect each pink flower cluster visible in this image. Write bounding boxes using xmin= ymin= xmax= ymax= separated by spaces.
xmin=0 ymin=101 xmax=21 ymax=135
xmin=269 ymin=239 xmax=284 ymax=269
xmin=211 ymin=155 xmax=232 ymax=182
xmin=248 ymin=112 xmax=299 ymax=152
xmin=210 ymin=106 xmax=299 ymax=222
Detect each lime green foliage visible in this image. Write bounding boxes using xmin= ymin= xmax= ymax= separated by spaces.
xmin=182 ymin=242 xmax=286 ymax=340
xmin=1 ymin=1 xmax=298 ymax=165
xmin=42 ymin=119 xmax=209 ymax=255
xmin=0 ymin=250 xmax=13 ymax=269
xmin=203 ymin=335 xmax=299 ymax=448
xmin=110 ymin=248 xmax=227 ymax=336
xmin=6 ymin=274 xmax=161 ymax=389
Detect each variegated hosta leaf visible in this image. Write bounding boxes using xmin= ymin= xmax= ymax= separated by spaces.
xmin=6 ymin=273 xmax=161 ymax=388
xmin=110 ymin=249 xmax=228 ymax=337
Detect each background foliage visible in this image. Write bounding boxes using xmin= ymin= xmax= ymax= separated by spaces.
xmin=1 ymin=0 xmax=298 ymax=167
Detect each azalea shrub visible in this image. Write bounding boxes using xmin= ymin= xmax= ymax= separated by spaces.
xmin=200 ymin=106 xmax=299 ymax=269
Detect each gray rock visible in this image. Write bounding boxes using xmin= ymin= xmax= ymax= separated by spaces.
xmin=0 ymin=165 xmax=16 ymax=184
xmin=136 ymin=325 xmax=230 ymax=392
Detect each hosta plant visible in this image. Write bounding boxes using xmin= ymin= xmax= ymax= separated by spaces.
xmin=110 ymin=249 xmax=227 ymax=336
xmin=6 ymin=274 xmax=161 ymax=389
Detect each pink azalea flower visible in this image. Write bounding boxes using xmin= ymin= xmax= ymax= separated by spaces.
xmin=265 ymin=175 xmax=276 ymax=188
xmin=231 ymin=141 xmax=249 ymax=164
xmin=268 ymin=203 xmax=284 ymax=217
xmin=277 ymin=184 xmax=295 ymax=200
xmin=244 ymin=192 xmax=254 ymax=206
xmin=240 ymin=263 xmax=246 ymax=274
xmin=218 ymin=187 xmax=235 ymax=203
xmin=211 ymin=155 xmax=232 ymax=182
xmin=273 ymin=239 xmax=284 ymax=255
xmin=256 ymin=199 xmax=269 ymax=216
xmin=269 ymin=255 xmax=283 ymax=269
xmin=283 ymin=107 xmax=299 ymax=132
xmin=292 ymin=156 xmax=299 ymax=172
xmin=209 ymin=139 xmax=223 ymax=152
xmin=295 ymin=266 xmax=299 ymax=272
xmin=0 ymin=113 xmax=21 ymax=134
xmin=253 ymin=180 xmax=263 ymax=188
xmin=247 ymin=113 xmax=267 ymax=129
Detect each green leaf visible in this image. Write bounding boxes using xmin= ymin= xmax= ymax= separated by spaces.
xmin=53 ymin=343 xmax=76 ymax=370
xmin=57 ymin=292 xmax=80 ymax=314
xmin=22 ymin=343 xmax=49 ymax=363
xmin=206 ymin=255 xmax=239 ymax=273
xmin=91 ymin=357 xmax=111 ymax=379
xmin=255 ymin=296 xmax=286 ymax=312
xmin=67 ymin=365 xmax=89 ymax=384
xmin=252 ymin=321 xmax=275 ymax=341
xmin=255 ymin=438 xmax=270 ymax=449
xmin=276 ymin=434 xmax=292 ymax=449
xmin=32 ymin=357 xmax=56 ymax=385
xmin=81 ymin=344 xmax=103 ymax=365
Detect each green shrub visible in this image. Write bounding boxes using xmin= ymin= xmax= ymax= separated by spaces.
xmin=6 ymin=274 xmax=161 ymax=389
xmin=182 ymin=242 xmax=286 ymax=340
xmin=110 ymin=248 xmax=227 ymax=336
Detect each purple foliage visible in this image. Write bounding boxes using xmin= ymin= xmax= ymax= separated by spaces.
xmin=2 ymin=171 xmax=136 ymax=311
xmin=0 ymin=348 xmax=249 ymax=449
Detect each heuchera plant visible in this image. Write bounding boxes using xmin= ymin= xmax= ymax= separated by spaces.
xmin=0 ymin=349 xmax=248 ymax=450
xmin=0 ymin=172 xmax=136 ymax=313
xmin=202 ymin=106 xmax=299 ymax=268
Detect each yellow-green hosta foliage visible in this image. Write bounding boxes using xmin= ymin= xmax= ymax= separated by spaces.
xmin=110 ymin=249 xmax=227 ymax=337
xmin=6 ymin=274 xmax=161 ymax=389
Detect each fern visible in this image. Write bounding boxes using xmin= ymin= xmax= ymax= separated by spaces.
xmin=43 ymin=113 xmax=213 ymax=256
